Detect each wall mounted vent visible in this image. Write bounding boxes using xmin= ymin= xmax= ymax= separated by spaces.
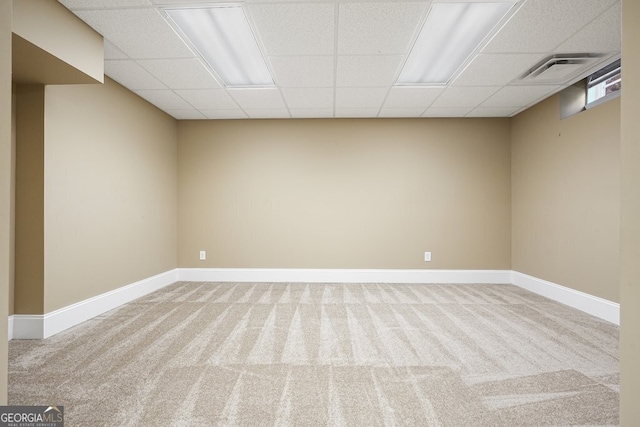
xmin=519 ymin=54 xmax=604 ymax=84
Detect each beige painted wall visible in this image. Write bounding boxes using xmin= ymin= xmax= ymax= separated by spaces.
xmin=620 ymin=0 xmax=640 ymax=422
xmin=178 ymin=118 xmax=511 ymax=270
xmin=9 ymin=86 xmax=15 ymax=316
xmin=511 ymin=95 xmax=620 ymax=303
xmin=43 ymin=78 xmax=178 ymax=313
xmin=12 ymin=0 xmax=103 ymax=85
xmin=0 ymin=0 xmax=12 ymax=405
xmin=14 ymin=84 xmax=45 ymax=314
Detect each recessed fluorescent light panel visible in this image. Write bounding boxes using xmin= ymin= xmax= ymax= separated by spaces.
xmin=396 ymin=0 xmax=518 ymax=85
xmin=165 ymin=6 xmax=274 ymax=87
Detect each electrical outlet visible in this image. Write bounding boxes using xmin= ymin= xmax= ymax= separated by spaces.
xmin=424 ymin=252 xmax=432 ymax=262
xmin=199 ymin=250 xmax=206 ymax=261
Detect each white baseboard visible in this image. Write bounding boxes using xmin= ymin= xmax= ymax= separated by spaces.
xmin=177 ymin=268 xmax=512 ymax=284
xmin=9 ymin=268 xmax=619 ymax=339
xmin=11 ymin=269 xmax=178 ymax=339
xmin=511 ymin=271 xmax=619 ymax=325
xmin=11 ymin=315 xmax=43 ymax=340
xmin=7 ymin=315 xmax=14 ymax=340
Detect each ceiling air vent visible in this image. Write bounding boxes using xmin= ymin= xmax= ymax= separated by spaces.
xmin=520 ymin=54 xmax=604 ymax=84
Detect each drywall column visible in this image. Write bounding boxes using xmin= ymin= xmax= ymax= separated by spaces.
xmin=0 ymin=0 xmax=12 ymax=405
xmin=14 ymin=85 xmax=45 ymax=314
xmin=9 ymin=0 xmax=104 ymax=323
xmin=620 ymin=0 xmax=640 ymax=424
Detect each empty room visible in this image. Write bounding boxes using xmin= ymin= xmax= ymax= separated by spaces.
xmin=1 ymin=0 xmax=639 ymax=425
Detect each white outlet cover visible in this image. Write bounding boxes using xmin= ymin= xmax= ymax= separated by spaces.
xmin=199 ymin=250 xmax=206 ymax=260
xmin=424 ymin=252 xmax=431 ymax=262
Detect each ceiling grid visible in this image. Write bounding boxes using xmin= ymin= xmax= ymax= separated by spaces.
xmin=57 ymin=0 xmax=621 ymax=120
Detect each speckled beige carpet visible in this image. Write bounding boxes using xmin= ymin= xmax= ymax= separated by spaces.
xmin=9 ymin=282 xmax=619 ymax=426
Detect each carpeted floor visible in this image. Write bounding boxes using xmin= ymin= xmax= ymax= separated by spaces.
xmin=9 ymin=282 xmax=619 ymax=426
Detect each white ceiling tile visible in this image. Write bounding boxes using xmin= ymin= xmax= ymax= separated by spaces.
xmin=105 ymin=60 xmax=165 ymax=90
xmin=557 ymin=3 xmax=621 ymax=54
xmin=337 ymin=55 xmax=403 ymax=87
xmin=244 ymin=0 xmax=337 ymax=2
xmin=60 ymin=0 xmax=151 ymax=10
xmin=75 ymin=8 xmax=194 ymax=59
xmin=61 ymin=0 xmax=621 ymax=119
xmin=229 ymin=88 xmax=287 ymax=110
xmin=165 ymin=110 xmax=205 ymax=120
xmin=282 ymin=88 xmax=333 ymax=109
xmin=104 ymin=40 xmax=128 ymax=60
xmin=481 ymin=85 xmax=560 ymax=108
xmin=383 ymin=87 xmax=444 ymax=109
xmin=483 ymin=0 xmax=618 ymax=53
xmin=378 ymin=108 xmax=425 ymax=118
xmin=430 ymin=87 xmax=500 ymax=109
xmin=248 ymin=4 xmax=334 ymax=56
xmin=335 ymin=109 xmax=382 ymax=118
xmin=423 ymin=108 xmax=474 ymax=118
xmin=134 ymin=90 xmax=193 ymax=110
xmin=335 ymin=87 xmax=388 ymax=109
xmin=245 ymin=109 xmax=291 ymax=119
xmin=201 ymin=110 xmax=248 ymax=120
xmin=152 ymin=0 xmax=231 ymax=4
xmin=175 ymin=89 xmax=238 ymax=110
xmin=290 ymin=109 xmax=335 ymax=118
xmin=467 ymin=107 xmax=521 ymax=117
xmin=269 ymin=56 xmax=334 ymax=88
xmin=338 ymin=2 xmax=428 ymax=54
xmin=453 ymin=54 xmax=546 ymax=87
xmin=138 ymin=58 xmax=221 ymax=89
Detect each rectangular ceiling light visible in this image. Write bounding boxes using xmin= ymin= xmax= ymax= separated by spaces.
xmin=165 ymin=6 xmax=274 ymax=87
xmin=396 ymin=1 xmax=518 ymax=86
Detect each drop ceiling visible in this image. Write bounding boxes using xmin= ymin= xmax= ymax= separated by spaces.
xmin=57 ymin=0 xmax=621 ymax=120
